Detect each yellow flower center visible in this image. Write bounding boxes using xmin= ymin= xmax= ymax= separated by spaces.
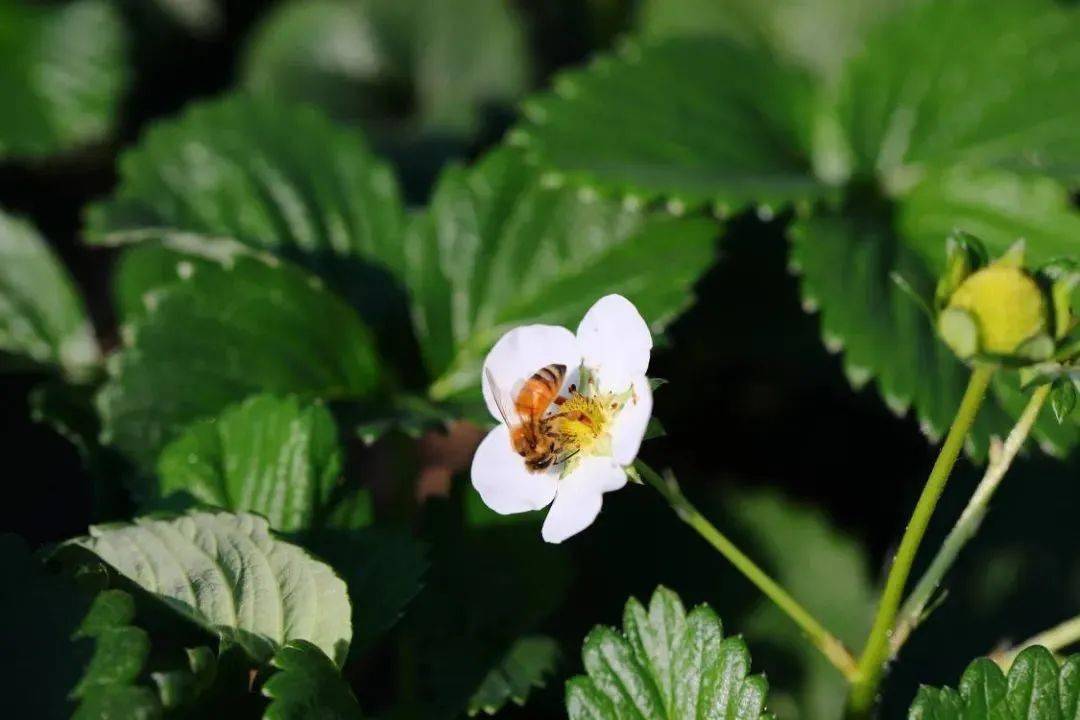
xmin=947 ymin=265 xmax=1047 ymax=354
xmin=549 ymin=392 xmax=617 ymax=458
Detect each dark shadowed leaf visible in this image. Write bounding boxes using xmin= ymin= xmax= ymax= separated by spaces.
xmin=240 ymin=0 xmax=528 ymax=135
xmin=97 ymin=237 xmax=383 ymax=466
xmin=262 ymin=641 xmax=363 ymax=720
xmin=468 ymin=635 xmax=560 ymax=716
xmin=512 ymin=38 xmax=826 ymax=214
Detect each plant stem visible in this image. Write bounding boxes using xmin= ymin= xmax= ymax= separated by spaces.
xmin=633 ymin=460 xmax=859 ymax=680
xmin=890 ymin=383 xmax=1050 ymax=654
xmin=998 ymin=614 xmax=1080 ymax=669
xmin=848 ymin=364 xmax=995 ymax=715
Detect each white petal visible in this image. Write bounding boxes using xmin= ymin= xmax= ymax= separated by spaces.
xmin=612 ymin=375 xmax=653 ymax=465
xmin=541 ymin=457 xmax=627 ymax=544
xmin=482 ymin=325 xmax=581 ymax=423
xmin=471 ymin=425 xmax=558 ymax=514
xmin=576 ymin=294 xmax=652 ymax=393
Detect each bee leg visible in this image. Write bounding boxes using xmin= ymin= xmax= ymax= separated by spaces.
xmin=553 ymin=396 xmax=566 ymax=406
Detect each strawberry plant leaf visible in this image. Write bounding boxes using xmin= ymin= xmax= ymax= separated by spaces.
xmin=64 ymin=510 xmax=353 ymax=667
xmin=240 ymin=0 xmax=529 ymax=135
xmin=156 ymin=394 xmax=347 ymax=533
xmin=262 ymin=640 xmax=363 ymax=720
xmin=566 ymin=586 xmax=772 ymax=720
xmin=71 ymin=590 xmax=162 ymax=720
xmin=0 ymin=208 xmax=99 ymax=378
xmin=789 ymin=208 xmax=1046 ymax=459
xmin=97 ymin=237 xmax=383 ymax=467
xmin=409 ymin=150 xmax=719 ymax=401
xmin=636 ymin=0 xmax=905 ymax=82
xmin=909 ymin=646 xmax=1080 ymax=720
xmin=0 ymin=0 xmax=128 ymax=158
xmin=835 ymin=0 xmax=1080 ymax=188
xmin=468 ymin=635 xmax=560 ymax=716
xmin=512 ymin=38 xmax=826 ymax=214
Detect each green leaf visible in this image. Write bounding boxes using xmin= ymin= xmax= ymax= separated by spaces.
xmin=468 ymin=635 xmax=560 ymax=716
xmin=636 ymin=0 xmax=905 ymax=82
xmin=410 ymin=150 xmax=720 ymax=400
xmin=835 ymin=0 xmax=1080 ymax=187
xmin=899 ymin=167 xmax=1080 ymax=275
xmin=403 ymin=514 xmax=570 ymax=719
xmin=0 ymin=0 xmax=128 ymax=158
xmin=512 ymin=38 xmax=826 ymax=213
xmin=97 ymin=236 xmax=383 ymax=467
xmin=726 ymin=491 xmax=875 ymax=720
xmin=65 ymin=510 xmax=353 ymax=667
xmin=85 ymin=95 xmax=408 ymax=325
xmin=0 ymin=208 xmax=99 ymax=378
xmin=789 ymin=207 xmax=1055 ymax=459
xmin=566 ymin=586 xmax=771 ymax=720
xmin=301 ymin=526 xmax=428 ymax=655
xmin=909 ymin=647 xmax=1080 ymax=720
xmin=71 ymin=590 xmax=162 ymax=720
xmin=262 ymin=640 xmax=363 ymax=720
xmin=156 ymin=394 xmax=345 ymax=532
xmin=240 ymin=0 xmax=529 ymax=135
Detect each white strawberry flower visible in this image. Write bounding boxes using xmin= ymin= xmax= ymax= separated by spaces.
xmin=471 ymin=294 xmax=654 ymax=543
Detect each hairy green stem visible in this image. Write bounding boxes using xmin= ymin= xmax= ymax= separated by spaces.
xmin=890 ymin=383 xmax=1050 ymax=655
xmin=634 ymin=460 xmax=860 ymax=680
xmin=848 ymin=364 xmax=995 ymax=715
xmin=998 ymin=614 xmax=1080 ymax=669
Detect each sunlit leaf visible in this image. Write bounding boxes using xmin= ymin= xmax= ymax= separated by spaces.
xmin=566 ymin=586 xmax=771 ymax=720
xmin=156 ymin=394 xmax=345 ymax=532
xmin=66 ymin=510 xmax=352 ymax=666
xmin=0 ymin=0 xmax=128 ymax=158
xmin=909 ymin=647 xmax=1080 ymax=720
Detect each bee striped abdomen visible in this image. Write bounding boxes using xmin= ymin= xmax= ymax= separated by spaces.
xmin=514 ymin=363 xmax=566 ymax=419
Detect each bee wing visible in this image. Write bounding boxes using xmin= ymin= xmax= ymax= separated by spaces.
xmin=485 ymin=368 xmax=523 ymax=429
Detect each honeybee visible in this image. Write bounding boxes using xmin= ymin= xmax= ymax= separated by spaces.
xmin=486 ymin=363 xmax=576 ymax=472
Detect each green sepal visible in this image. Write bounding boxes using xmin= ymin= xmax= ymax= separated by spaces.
xmin=1013 ymin=333 xmax=1056 ymax=363
xmin=938 ymin=307 xmax=980 ymax=360
xmin=1051 ymin=377 xmax=1078 ymax=424
xmin=935 ymin=231 xmax=987 ymax=310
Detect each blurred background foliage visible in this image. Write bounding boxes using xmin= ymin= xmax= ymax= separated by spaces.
xmin=2 ymin=0 xmax=1079 ymax=718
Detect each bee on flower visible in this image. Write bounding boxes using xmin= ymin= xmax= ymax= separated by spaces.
xmin=470 ymin=295 xmax=654 ymax=543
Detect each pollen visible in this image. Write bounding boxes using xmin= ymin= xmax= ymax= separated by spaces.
xmin=550 ymin=392 xmax=615 ymax=456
